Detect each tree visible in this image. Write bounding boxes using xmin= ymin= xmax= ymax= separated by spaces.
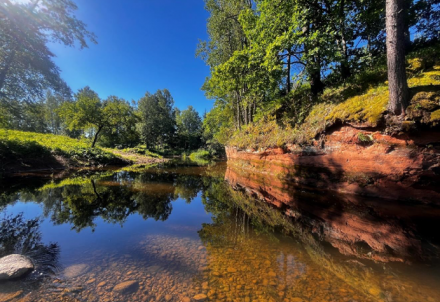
xmin=202 ymin=99 xmax=234 ymax=154
xmin=58 ymin=87 xmax=135 ymax=148
xmin=0 ymin=0 xmax=96 ymax=103
xmin=138 ymin=89 xmax=176 ymax=149
xmin=99 ymin=98 xmax=139 ymax=148
xmin=386 ymin=0 xmax=410 ymax=115
xmin=176 ymin=106 xmax=203 ymax=150
xmin=197 ymin=0 xmax=255 ymax=131
xmin=44 ymin=90 xmax=69 ymax=135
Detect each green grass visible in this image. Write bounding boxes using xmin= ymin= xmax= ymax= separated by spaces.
xmin=0 ymin=129 xmax=122 ymax=171
xmin=189 ymin=149 xmax=212 ymax=160
xmin=120 ymin=145 xmax=163 ymax=158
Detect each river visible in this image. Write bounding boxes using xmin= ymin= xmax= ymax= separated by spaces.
xmin=0 ymin=161 xmax=439 ymax=302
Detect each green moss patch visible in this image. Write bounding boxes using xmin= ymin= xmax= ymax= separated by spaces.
xmin=431 ymin=109 xmax=440 ymax=122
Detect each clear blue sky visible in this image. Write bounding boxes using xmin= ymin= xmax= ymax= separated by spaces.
xmin=49 ymin=0 xmax=211 ymax=114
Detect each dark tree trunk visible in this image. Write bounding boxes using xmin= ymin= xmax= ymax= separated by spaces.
xmin=309 ymin=65 xmax=324 ymax=95
xmin=236 ymin=94 xmax=241 ymax=130
xmin=287 ymin=53 xmax=291 ymax=93
xmin=386 ymin=0 xmax=410 ymax=115
xmin=91 ymin=126 xmax=103 ymax=148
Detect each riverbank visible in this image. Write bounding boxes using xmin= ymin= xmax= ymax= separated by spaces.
xmin=0 ymin=129 xmax=165 ymax=175
xmin=226 ymin=123 xmax=440 ymax=204
xmin=225 ymin=49 xmax=440 ymax=204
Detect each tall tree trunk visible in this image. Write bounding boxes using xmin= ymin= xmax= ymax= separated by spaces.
xmin=236 ymin=94 xmax=241 ymax=130
xmin=309 ymin=57 xmax=324 ymax=95
xmin=92 ymin=126 xmax=103 ymax=148
xmin=287 ymin=53 xmax=291 ymax=93
xmin=386 ymin=0 xmax=410 ymax=115
xmin=339 ymin=0 xmax=351 ymax=80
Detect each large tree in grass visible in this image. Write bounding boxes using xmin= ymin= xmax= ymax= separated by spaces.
xmin=386 ymin=0 xmax=410 ymax=115
xmin=59 ymin=87 xmax=136 ymax=148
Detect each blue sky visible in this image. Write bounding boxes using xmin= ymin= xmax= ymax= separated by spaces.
xmin=49 ymin=0 xmax=211 ymax=114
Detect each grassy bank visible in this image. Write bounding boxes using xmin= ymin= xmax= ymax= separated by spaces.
xmin=0 ymin=129 xmax=126 ymax=173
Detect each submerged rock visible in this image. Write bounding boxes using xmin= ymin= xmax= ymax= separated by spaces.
xmin=113 ymin=280 xmax=139 ymax=294
xmin=0 ymin=254 xmax=34 ymax=281
xmin=193 ymin=294 xmax=207 ymax=301
xmin=63 ymin=264 xmax=89 ymax=278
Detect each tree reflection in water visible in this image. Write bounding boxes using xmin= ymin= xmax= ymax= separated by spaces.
xmin=1 ymin=168 xmax=206 ymax=232
xmin=0 ymin=213 xmax=60 ymax=282
xmin=0 ymin=163 xmax=440 ymax=302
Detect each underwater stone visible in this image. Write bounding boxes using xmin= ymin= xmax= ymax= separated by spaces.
xmin=0 ymin=254 xmax=34 ymax=280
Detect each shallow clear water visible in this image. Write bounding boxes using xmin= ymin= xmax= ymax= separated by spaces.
xmin=1 ymin=161 xmax=440 ymax=302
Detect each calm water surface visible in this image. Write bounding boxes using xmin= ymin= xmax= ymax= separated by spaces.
xmin=0 ymin=161 xmax=440 ymax=302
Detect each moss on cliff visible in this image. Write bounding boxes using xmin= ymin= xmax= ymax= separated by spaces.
xmin=431 ymin=109 xmax=440 ymax=123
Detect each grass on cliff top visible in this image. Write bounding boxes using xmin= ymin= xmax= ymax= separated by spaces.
xmin=0 ymin=129 xmax=121 ymax=169
xmin=228 ymin=45 xmax=440 ymax=149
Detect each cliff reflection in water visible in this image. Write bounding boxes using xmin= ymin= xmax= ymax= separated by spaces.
xmin=224 ymin=165 xmax=440 ymax=264
xmin=0 ymin=162 xmax=439 ymax=301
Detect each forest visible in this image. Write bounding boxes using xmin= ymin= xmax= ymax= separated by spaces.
xmin=1 ymin=0 xmax=440 ymax=167
xmin=200 ymin=0 xmax=440 ymax=150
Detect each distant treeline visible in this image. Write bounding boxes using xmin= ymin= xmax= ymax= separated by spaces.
xmin=0 ymin=86 xmax=205 ymax=152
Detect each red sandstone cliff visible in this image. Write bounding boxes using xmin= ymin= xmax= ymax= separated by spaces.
xmin=226 ymin=125 xmax=440 ymax=203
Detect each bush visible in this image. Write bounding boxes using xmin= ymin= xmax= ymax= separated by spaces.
xmin=189 ymin=149 xmax=212 ymax=160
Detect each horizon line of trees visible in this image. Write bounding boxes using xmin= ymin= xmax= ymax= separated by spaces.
xmin=0 ymin=0 xmax=209 ymax=152
xmin=0 ymin=86 xmax=204 ymax=151
xmin=2 ymin=0 xmax=440 ymax=154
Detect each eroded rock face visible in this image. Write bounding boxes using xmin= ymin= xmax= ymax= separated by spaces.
xmin=0 ymin=254 xmax=34 ymax=281
xmin=226 ymin=125 xmax=440 ymax=204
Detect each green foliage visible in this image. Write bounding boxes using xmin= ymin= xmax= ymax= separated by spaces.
xmin=138 ymin=89 xmax=176 ymax=149
xmin=0 ymin=129 xmax=119 ymax=169
xmin=228 ymin=116 xmax=296 ymax=149
xmin=189 ymin=150 xmax=212 ymax=160
xmin=228 ymin=48 xmax=440 ymax=148
xmin=120 ymin=146 xmax=163 ymax=159
xmin=198 ymin=0 xmax=440 ymax=150
xmin=202 ymin=99 xmax=234 ymax=155
xmin=176 ymin=106 xmax=203 ymax=150
xmin=431 ymin=109 xmax=440 ymax=122
xmin=357 ymin=132 xmax=374 ymax=143
xmin=0 ymin=0 xmax=96 ymax=103
xmin=58 ymin=87 xmax=137 ymax=148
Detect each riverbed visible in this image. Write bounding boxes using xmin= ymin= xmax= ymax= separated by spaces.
xmin=0 ymin=161 xmax=439 ymax=302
